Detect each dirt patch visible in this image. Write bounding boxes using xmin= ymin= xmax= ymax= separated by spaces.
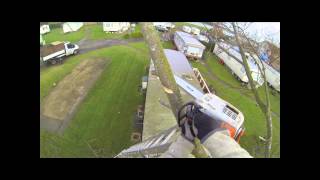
xmin=40 ymin=57 xmax=109 ymax=133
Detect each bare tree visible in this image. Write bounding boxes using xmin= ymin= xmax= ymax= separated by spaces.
xmin=207 ymin=22 xmax=274 ymax=157
xmin=140 ymin=23 xmax=209 ymax=157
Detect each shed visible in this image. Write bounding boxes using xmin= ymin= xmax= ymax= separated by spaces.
xmin=62 ymin=22 xmax=84 ymax=33
xmin=173 ymin=31 xmax=206 ymax=59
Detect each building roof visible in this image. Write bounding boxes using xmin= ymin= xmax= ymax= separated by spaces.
xmin=175 ymin=31 xmax=206 ymax=49
xmin=217 ymin=42 xmax=260 ymax=73
xmin=142 ymin=49 xmax=203 ymax=140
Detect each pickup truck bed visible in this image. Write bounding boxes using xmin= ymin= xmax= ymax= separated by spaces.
xmin=40 ymin=43 xmax=65 ymax=58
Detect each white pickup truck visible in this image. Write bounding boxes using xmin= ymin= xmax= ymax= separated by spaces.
xmin=40 ymin=41 xmax=79 ymax=65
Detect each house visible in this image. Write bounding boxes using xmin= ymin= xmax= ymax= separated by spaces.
xmin=62 ymin=22 xmax=84 ymax=33
xmin=102 ymin=22 xmax=130 ymax=33
xmin=173 ymin=31 xmax=206 ymax=59
xmin=40 ymin=24 xmax=50 ymax=35
xmin=143 ymin=49 xmax=204 ymax=140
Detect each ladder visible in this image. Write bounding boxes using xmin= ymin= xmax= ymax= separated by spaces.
xmin=114 ymin=126 xmax=180 ymax=158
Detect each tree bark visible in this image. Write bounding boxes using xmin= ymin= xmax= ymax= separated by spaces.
xmin=140 ymin=23 xmax=210 ymax=158
xmin=141 ymin=23 xmax=184 ymax=118
xmin=231 ymin=22 xmax=272 ymax=158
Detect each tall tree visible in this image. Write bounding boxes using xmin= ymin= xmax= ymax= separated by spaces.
xmin=231 ymin=22 xmax=272 ymax=158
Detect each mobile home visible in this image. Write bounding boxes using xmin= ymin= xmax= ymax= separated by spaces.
xmin=173 ymin=31 xmax=206 ymax=59
xmin=182 ymin=25 xmax=192 ymax=33
xmin=103 ymin=22 xmax=130 ymax=33
xmin=213 ymin=42 xmax=264 ymax=87
xmin=252 ymin=54 xmax=280 ymax=92
xmin=40 ymin=24 xmax=50 ymax=35
xmin=191 ymin=27 xmax=200 ymax=35
xmin=62 ymin=22 xmax=84 ymax=33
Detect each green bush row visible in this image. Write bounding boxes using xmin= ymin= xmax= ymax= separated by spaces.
xmin=122 ymin=32 xmax=143 ymax=39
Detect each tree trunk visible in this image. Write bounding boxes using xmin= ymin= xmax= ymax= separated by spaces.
xmin=231 ymin=22 xmax=272 ymax=158
xmin=140 ymin=23 xmax=210 ymax=158
xmin=140 ymin=23 xmax=184 ymax=118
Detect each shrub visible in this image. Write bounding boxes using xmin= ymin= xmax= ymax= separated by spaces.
xmin=130 ymin=32 xmax=143 ymax=38
xmin=123 ymin=34 xmax=130 ymax=39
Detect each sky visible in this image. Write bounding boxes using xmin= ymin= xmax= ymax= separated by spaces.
xmin=189 ymin=22 xmax=280 ymax=47
xmin=245 ymin=22 xmax=280 ymax=47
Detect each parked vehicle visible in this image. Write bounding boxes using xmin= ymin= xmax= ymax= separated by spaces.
xmin=213 ymin=42 xmax=264 ymax=87
xmin=174 ymin=31 xmax=206 ymax=59
xmin=40 ymin=25 xmax=50 ymax=35
xmin=155 ymin=25 xmax=169 ymax=32
xmin=182 ymin=25 xmax=192 ymax=33
xmin=40 ymin=41 xmax=79 ymax=65
xmin=153 ymin=22 xmax=175 ymax=29
xmin=191 ymin=27 xmax=200 ymax=35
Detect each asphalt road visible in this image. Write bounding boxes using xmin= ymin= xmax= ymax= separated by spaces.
xmin=77 ymin=38 xmax=144 ymax=54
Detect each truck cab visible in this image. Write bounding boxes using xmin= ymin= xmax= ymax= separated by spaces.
xmin=64 ymin=42 xmax=79 ymax=56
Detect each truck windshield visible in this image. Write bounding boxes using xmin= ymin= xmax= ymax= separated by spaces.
xmin=67 ymin=44 xmax=75 ymax=49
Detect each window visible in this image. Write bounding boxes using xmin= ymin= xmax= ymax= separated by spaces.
xmin=240 ymin=67 xmax=245 ymax=73
xmin=67 ymin=44 xmax=75 ymax=49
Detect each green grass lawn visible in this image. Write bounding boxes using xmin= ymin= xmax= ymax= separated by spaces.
xmin=40 ymin=42 xmax=150 ymax=157
xmin=191 ymin=60 xmax=280 ymax=158
xmin=43 ymin=27 xmax=86 ymax=44
xmin=162 ymin=40 xmax=175 ymax=49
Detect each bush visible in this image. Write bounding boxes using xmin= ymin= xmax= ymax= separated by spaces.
xmin=130 ymin=32 xmax=143 ymax=38
xmin=49 ymin=23 xmax=62 ymax=29
xmin=123 ymin=34 xmax=130 ymax=39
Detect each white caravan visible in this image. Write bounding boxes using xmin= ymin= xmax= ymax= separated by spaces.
xmin=174 ymin=31 xmax=206 ymax=59
xmin=40 ymin=24 xmax=50 ymax=35
xmin=182 ymin=25 xmax=192 ymax=33
xmin=213 ymin=42 xmax=264 ymax=87
xmin=191 ymin=27 xmax=200 ymax=35
xmin=62 ymin=22 xmax=84 ymax=33
xmin=252 ymin=54 xmax=280 ymax=92
xmin=103 ymin=22 xmax=130 ymax=33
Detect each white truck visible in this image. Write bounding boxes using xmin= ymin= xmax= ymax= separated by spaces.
xmin=40 ymin=41 xmax=79 ymax=65
xmin=213 ymin=42 xmax=264 ymax=88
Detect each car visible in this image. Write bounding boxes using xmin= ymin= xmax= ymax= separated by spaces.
xmin=155 ymin=25 xmax=169 ymax=32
